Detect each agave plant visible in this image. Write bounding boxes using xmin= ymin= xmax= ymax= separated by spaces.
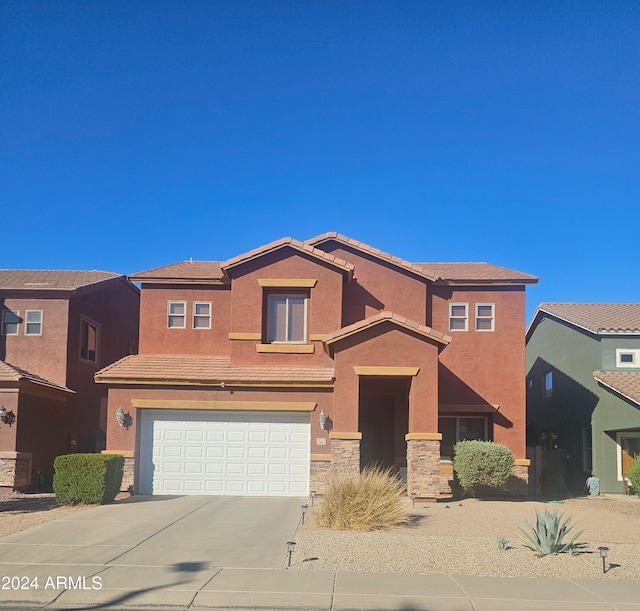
xmin=514 ymin=508 xmax=584 ymax=556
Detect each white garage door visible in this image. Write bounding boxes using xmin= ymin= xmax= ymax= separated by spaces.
xmin=139 ymin=410 xmax=310 ymax=496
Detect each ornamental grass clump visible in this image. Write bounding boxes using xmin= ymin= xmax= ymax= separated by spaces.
xmin=514 ymin=508 xmax=584 ymax=556
xmin=315 ymin=466 xmax=408 ymax=531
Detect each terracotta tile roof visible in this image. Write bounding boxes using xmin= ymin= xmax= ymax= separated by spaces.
xmin=307 ymin=232 xmax=439 ymax=281
xmin=129 ymin=261 xmax=225 ymax=283
xmin=0 ymin=361 xmax=74 ymax=393
xmin=418 ymin=262 xmax=538 ymax=283
xmin=593 ymin=371 xmax=640 ymax=406
xmin=0 ymin=269 xmax=123 ymax=291
xmin=323 ymin=310 xmax=451 ymax=347
xmin=538 ymin=303 xmax=640 ymax=334
xmin=95 ymin=354 xmax=335 ymax=385
xmin=222 ymin=237 xmax=354 ymax=275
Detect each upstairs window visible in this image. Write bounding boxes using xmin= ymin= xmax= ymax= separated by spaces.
xmin=544 ymin=370 xmax=553 ymax=398
xmin=167 ymin=301 xmax=186 ymax=328
xmin=267 ymin=294 xmax=306 ymax=343
xmin=449 ymin=303 xmax=468 ymax=331
xmin=80 ymin=317 xmax=99 ymax=364
xmin=25 ymin=310 xmax=43 ymax=335
xmin=476 ymin=303 xmax=495 ymax=331
xmin=1 ymin=310 xmax=20 ymax=335
xmin=616 ymin=349 xmax=640 ymax=368
xmin=193 ymin=302 xmax=211 ymax=329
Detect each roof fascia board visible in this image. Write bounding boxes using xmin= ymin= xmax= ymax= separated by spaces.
xmin=593 ymin=374 xmax=640 ymax=407
xmin=324 ymin=318 xmax=450 ymax=350
xmin=129 ymin=278 xmax=227 ymax=286
xmin=434 ymin=279 xmax=538 ymax=286
xmin=308 ymin=234 xmax=438 ymax=282
xmin=222 ymin=241 xmax=354 ymax=277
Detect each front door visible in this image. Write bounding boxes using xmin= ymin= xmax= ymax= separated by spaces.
xmin=621 ymin=435 xmax=640 ymax=477
xmin=359 ymin=395 xmax=395 ymax=468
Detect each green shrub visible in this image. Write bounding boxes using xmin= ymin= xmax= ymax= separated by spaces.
xmin=315 ymin=466 xmax=408 ymax=531
xmin=514 ymin=508 xmax=584 ymax=556
xmin=453 ymin=440 xmax=514 ymax=493
xmin=53 ymin=453 xmax=124 ymax=505
xmin=628 ymin=457 xmax=640 ymax=497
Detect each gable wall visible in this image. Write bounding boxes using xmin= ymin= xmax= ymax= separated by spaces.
xmin=313 ymin=241 xmax=428 ymax=326
xmin=0 ymin=297 xmax=69 ymax=386
xmin=227 ymin=249 xmax=342 ymax=366
xmin=138 ymin=284 xmax=231 ymax=355
xmin=432 ymin=285 xmax=527 ymax=455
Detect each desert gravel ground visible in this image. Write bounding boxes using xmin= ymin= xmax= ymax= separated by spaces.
xmin=0 ymin=490 xmax=90 ymax=537
xmin=291 ymin=494 xmax=640 ymax=580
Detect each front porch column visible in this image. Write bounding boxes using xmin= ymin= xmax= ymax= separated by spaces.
xmin=406 ymin=433 xmax=441 ymax=499
xmin=329 ymin=432 xmax=361 ymax=478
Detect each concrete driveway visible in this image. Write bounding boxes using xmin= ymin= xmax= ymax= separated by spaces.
xmin=0 ymin=495 xmax=306 ymax=609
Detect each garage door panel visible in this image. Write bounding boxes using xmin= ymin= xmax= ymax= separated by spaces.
xmin=141 ymin=410 xmax=310 ymax=496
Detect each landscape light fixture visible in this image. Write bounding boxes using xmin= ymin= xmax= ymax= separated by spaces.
xmin=301 ymin=504 xmax=308 ymax=525
xmin=0 ymin=406 xmax=15 ymax=426
xmin=410 ymin=492 xmax=417 ymax=507
xmin=310 ymin=490 xmax=316 ymax=506
xmin=286 ymin=541 xmax=296 ymax=567
xmin=598 ymin=546 xmax=609 ymax=574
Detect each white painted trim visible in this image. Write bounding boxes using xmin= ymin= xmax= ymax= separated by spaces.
xmin=192 ymin=301 xmax=212 ymax=330
xmin=475 ymin=303 xmax=495 ymax=332
xmin=616 ymin=348 xmax=640 ymax=368
xmin=24 ymin=310 xmax=43 ymax=336
xmin=1 ymin=309 xmax=20 ymax=336
xmin=449 ymin=302 xmax=468 ymax=332
xmin=167 ymin=300 xmax=187 ymax=329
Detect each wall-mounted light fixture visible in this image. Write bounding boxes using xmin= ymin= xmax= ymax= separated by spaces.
xmin=115 ymin=407 xmax=133 ymax=430
xmin=0 ymin=405 xmax=16 ymax=426
xmin=318 ymin=410 xmax=327 ymax=430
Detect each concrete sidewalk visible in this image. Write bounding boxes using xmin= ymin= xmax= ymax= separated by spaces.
xmin=0 ymin=566 xmax=638 ymax=610
xmin=0 ymin=495 xmax=638 ymax=609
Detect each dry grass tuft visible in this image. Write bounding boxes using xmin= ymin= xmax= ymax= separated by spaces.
xmin=315 ymin=466 xmax=408 ymax=531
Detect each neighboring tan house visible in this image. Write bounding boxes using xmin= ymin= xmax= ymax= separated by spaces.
xmin=0 ymin=270 xmax=139 ymax=489
xmin=526 ymin=303 xmax=640 ymax=494
xmin=96 ymin=233 xmax=537 ymax=498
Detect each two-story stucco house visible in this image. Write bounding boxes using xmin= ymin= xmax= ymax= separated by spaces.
xmin=526 ymin=303 xmax=640 ymax=494
xmin=0 ymin=270 xmax=139 ymax=489
xmin=96 ymin=234 xmax=537 ymax=499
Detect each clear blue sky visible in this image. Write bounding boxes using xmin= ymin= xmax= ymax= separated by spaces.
xmin=2 ymin=1 xmax=639 ymax=322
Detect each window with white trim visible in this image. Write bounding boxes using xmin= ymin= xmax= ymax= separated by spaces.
xmin=193 ymin=302 xmax=211 ymax=329
xmin=438 ymin=416 xmax=489 ymax=460
xmin=25 ymin=310 xmax=43 ymax=335
xmin=1 ymin=310 xmax=20 ymax=335
xmin=449 ymin=303 xmax=468 ymax=332
xmin=267 ymin=294 xmax=306 ymax=343
xmin=80 ymin=317 xmax=99 ymax=364
xmin=167 ymin=301 xmax=186 ymax=328
xmin=616 ymin=349 xmax=640 ymax=368
xmin=476 ymin=303 xmax=495 ymax=331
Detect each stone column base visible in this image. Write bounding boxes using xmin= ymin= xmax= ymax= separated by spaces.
xmin=505 ymin=464 xmax=529 ymax=497
xmin=0 ymin=452 xmax=32 ymax=489
xmin=310 ymin=457 xmax=331 ymax=494
xmin=122 ymin=457 xmax=135 ymax=492
xmin=406 ymin=438 xmax=441 ymax=499
xmin=330 ymin=435 xmax=361 ymax=479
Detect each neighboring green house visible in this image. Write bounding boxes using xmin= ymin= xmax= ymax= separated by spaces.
xmin=526 ymin=303 xmax=640 ymax=494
